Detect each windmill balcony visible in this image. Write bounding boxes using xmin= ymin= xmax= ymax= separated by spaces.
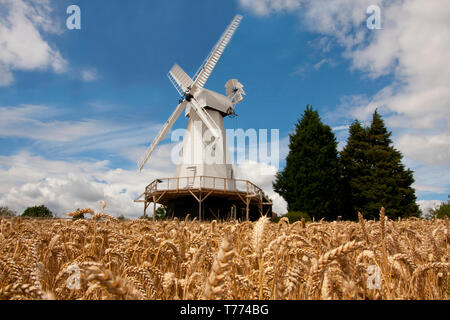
xmin=135 ymin=176 xmax=272 ymax=221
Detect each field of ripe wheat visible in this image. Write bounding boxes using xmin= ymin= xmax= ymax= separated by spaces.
xmin=0 ymin=209 xmax=448 ymax=300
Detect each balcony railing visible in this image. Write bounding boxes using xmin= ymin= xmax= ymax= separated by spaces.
xmin=144 ymin=176 xmax=265 ymax=199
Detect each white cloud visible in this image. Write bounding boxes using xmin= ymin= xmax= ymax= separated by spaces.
xmin=332 ymin=125 xmax=350 ymax=131
xmin=0 ymin=105 xmax=168 ymax=164
xmin=81 ymin=68 xmax=99 ymax=82
xmin=0 ymin=151 xmax=175 ymax=218
xmin=0 ymin=0 xmax=66 ymax=86
xmin=405 ymin=158 xmax=450 ymax=196
xmin=0 ymin=104 xmax=193 ymax=218
xmin=234 ymin=160 xmax=288 ymax=215
xmin=239 ymin=0 xmax=303 ymax=16
xmin=414 ymin=185 xmax=446 ymax=194
xmin=0 ymin=153 xmax=289 ymax=218
xmin=313 ymin=58 xmax=335 ymax=70
xmin=417 ymin=199 xmax=445 ymax=217
xmin=396 ymin=133 xmax=450 ymax=166
xmin=0 ymin=105 xmax=116 ymax=142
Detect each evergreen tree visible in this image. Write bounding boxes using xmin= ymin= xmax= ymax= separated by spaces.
xmin=273 ymin=105 xmax=345 ymax=220
xmin=341 ymin=110 xmax=420 ymax=219
xmin=340 ymin=120 xmax=371 ymax=220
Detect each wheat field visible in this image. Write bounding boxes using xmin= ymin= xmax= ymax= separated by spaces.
xmin=0 ymin=208 xmax=448 ymax=300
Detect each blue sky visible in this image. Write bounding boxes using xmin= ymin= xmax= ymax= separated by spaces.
xmin=1 ymin=0 xmax=449 ymax=217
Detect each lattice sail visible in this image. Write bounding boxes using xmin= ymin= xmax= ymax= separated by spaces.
xmin=192 ymin=15 xmax=243 ymax=89
xmin=138 ymin=101 xmax=187 ymax=171
xmin=168 ymin=64 xmax=194 ymax=96
xmin=189 ymin=98 xmax=221 ymax=139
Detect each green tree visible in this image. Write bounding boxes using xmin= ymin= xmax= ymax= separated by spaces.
xmin=155 ymin=207 xmax=166 ymax=221
xmin=22 ymin=205 xmax=53 ymax=218
xmin=433 ymin=196 xmax=450 ymax=219
xmin=340 ymin=120 xmax=371 ymax=220
xmin=0 ymin=207 xmax=16 ymax=217
xmin=273 ymin=105 xmax=345 ymax=221
xmin=341 ymin=110 xmax=420 ymax=219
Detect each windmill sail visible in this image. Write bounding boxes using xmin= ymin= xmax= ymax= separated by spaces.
xmin=138 ymin=101 xmax=188 ymax=171
xmin=168 ymin=64 xmax=193 ymax=96
xmin=138 ymin=15 xmax=243 ymax=172
xmin=192 ymin=15 xmax=243 ymax=89
xmin=189 ymin=98 xmax=221 ymax=139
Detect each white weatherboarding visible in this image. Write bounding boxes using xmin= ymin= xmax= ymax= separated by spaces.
xmin=138 ymin=15 xmax=245 ymax=188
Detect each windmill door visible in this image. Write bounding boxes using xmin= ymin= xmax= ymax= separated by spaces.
xmin=186 ymin=166 xmax=197 ymax=188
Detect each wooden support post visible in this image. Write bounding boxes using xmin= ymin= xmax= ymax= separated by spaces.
xmin=153 ymin=195 xmax=156 ymax=222
xmin=265 ymin=206 xmax=271 ymax=217
xmin=246 ymin=198 xmax=250 ymax=221
xmin=208 ymin=208 xmax=219 ymax=220
xmin=258 ymin=200 xmax=263 ymax=217
xmin=198 ymin=193 xmax=202 ymax=221
xmin=156 ymin=191 xmax=167 ymax=203
xmin=144 ymin=200 xmax=149 ymax=218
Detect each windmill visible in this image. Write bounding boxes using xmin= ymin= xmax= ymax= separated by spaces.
xmin=135 ymin=15 xmax=272 ymax=221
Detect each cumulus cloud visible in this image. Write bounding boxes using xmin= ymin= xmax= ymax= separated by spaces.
xmin=0 ymin=152 xmax=175 ymax=218
xmin=396 ymin=134 xmax=450 ymax=166
xmin=0 ymin=153 xmax=289 ymax=218
xmin=0 ymin=0 xmax=66 ymax=86
xmin=417 ymin=199 xmax=446 ymax=217
xmin=0 ymin=103 xmax=183 ymax=218
xmin=234 ymin=160 xmax=288 ymax=215
xmin=226 ymin=131 xmax=290 ymax=214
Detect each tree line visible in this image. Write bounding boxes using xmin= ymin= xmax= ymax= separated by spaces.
xmin=273 ymin=105 xmax=426 ymax=221
xmin=0 ymin=205 xmax=54 ymax=218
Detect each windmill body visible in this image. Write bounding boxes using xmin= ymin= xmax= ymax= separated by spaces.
xmin=175 ymin=106 xmax=234 ymax=184
xmin=135 ymin=15 xmax=272 ymax=220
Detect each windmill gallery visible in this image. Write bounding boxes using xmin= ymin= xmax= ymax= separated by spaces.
xmin=134 ymin=15 xmax=272 ymax=221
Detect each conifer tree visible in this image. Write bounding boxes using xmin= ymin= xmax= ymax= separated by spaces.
xmin=340 ymin=120 xmax=371 ymax=220
xmin=341 ymin=110 xmax=419 ymax=219
xmin=273 ymin=105 xmax=344 ymax=220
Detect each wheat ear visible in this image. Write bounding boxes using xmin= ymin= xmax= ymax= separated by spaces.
xmin=202 ymin=231 xmax=235 ymax=300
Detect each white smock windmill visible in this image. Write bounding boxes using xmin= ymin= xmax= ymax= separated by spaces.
xmin=135 ymin=15 xmax=272 ymax=221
